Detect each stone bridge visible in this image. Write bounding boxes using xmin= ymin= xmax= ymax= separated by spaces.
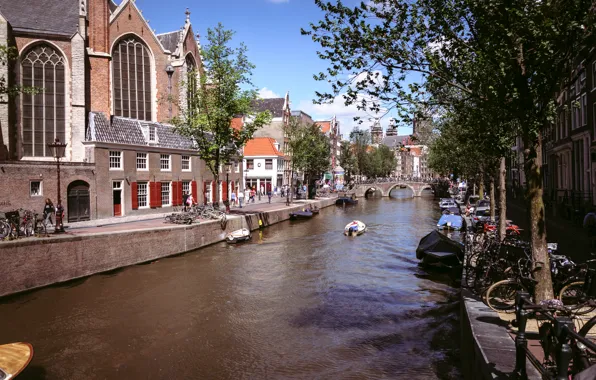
xmin=352 ymin=181 xmax=433 ymax=197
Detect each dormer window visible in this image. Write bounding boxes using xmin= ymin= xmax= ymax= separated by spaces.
xmin=149 ymin=125 xmax=156 ymax=142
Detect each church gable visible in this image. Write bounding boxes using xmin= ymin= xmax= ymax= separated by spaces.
xmin=109 ymin=0 xmax=166 ymax=54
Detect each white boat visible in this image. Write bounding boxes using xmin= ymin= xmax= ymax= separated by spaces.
xmin=226 ymin=228 xmax=251 ymax=244
xmin=344 ymin=220 xmax=366 ymax=236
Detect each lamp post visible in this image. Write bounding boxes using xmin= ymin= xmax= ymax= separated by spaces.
xmin=48 ymin=138 xmax=67 ymax=233
xmin=165 ymin=64 xmax=174 ymax=118
xmin=224 ymin=160 xmax=231 ymax=213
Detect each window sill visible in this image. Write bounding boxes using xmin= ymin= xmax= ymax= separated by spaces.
xmin=182 ymin=169 xmax=192 ymax=172
xmin=109 ymin=168 xmax=123 ymax=171
xmin=160 ymin=169 xmax=172 ymax=172
xmin=138 ymin=206 xmax=149 ymax=209
xmin=30 ymin=194 xmax=43 ymax=197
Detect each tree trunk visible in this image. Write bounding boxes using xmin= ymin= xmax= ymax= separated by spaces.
xmin=478 ymin=170 xmax=485 ymax=199
xmin=489 ymin=176 xmax=495 ymax=221
xmin=498 ymin=157 xmax=507 ymax=240
xmin=214 ymin=173 xmax=220 ymax=207
xmin=524 ymin=134 xmax=554 ymax=302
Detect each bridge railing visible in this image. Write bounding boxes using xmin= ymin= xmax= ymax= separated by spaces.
xmin=352 ymin=177 xmax=433 ymax=185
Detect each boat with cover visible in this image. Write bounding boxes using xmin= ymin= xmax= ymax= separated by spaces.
xmin=336 ymin=192 xmax=358 ymax=206
xmin=226 ymin=228 xmax=251 ymax=243
xmin=442 ymin=207 xmax=460 ymax=215
xmin=437 ymin=214 xmax=463 ymax=230
xmin=416 ymin=230 xmax=464 ymax=267
xmin=0 ymin=342 xmax=33 ymax=380
xmin=290 ymin=209 xmax=314 ymax=220
xmin=344 ymin=220 xmax=366 ymax=236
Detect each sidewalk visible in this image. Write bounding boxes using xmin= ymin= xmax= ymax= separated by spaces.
xmin=60 ymin=196 xmax=331 ymax=234
xmin=64 ymin=195 xmax=315 ymax=230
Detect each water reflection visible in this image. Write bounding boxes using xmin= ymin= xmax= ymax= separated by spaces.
xmin=0 ymin=196 xmax=461 ymax=380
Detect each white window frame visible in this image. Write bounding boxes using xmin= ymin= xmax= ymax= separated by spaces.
xmin=265 ymin=159 xmax=273 ymax=170
xmin=205 ymin=181 xmax=212 ymax=203
xmin=149 ymin=126 xmax=156 ymax=142
xmin=138 ymin=181 xmax=149 ymax=208
xmin=182 ymin=181 xmax=191 ymax=196
xmin=181 ymin=155 xmax=191 ymax=171
xmin=161 ymin=182 xmax=171 ymax=206
xmin=136 ymin=152 xmax=148 ymax=171
xmin=160 ymin=154 xmax=171 ymax=171
xmin=109 ymin=151 xmax=123 ymax=170
xmin=246 ymin=159 xmax=254 ymax=170
xmin=582 ymin=94 xmax=588 ymax=126
xmin=30 ymin=180 xmax=42 ymax=197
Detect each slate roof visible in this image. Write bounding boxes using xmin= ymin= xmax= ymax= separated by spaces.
xmin=252 ymin=98 xmax=285 ymax=118
xmin=380 ymin=135 xmax=412 ymax=148
xmin=244 ymin=137 xmax=283 ymax=157
xmin=87 ymin=113 xmax=194 ymax=150
xmin=109 ymin=0 xmax=118 ymax=13
xmin=0 ymin=0 xmax=79 ymax=36
xmin=157 ymin=31 xmax=180 ymax=53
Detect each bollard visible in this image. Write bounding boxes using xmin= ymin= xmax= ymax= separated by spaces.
xmin=514 ymin=292 xmax=530 ymax=378
xmin=554 ymin=318 xmax=574 ymax=380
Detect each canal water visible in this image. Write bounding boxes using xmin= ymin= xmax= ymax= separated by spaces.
xmin=0 ymin=189 xmax=461 ymax=379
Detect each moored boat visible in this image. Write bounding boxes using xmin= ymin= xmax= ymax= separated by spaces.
xmin=290 ymin=210 xmax=314 ymax=220
xmin=225 ymin=228 xmax=251 ymax=243
xmin=416 ymin=230 xmax=463 ymax=268
xmin=0 ymin=342 xmax=33 ymax=380
xmin=436 ymin=214 xmax=463 ymax=230
xmin=344 ymin=220 xmax=366 ymax=236
xmin=336 ymin=196 xmax=358 ymax=206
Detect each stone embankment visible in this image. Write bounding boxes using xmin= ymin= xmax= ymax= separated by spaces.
xmin=0 ymin=198 xmax=336 ymax=297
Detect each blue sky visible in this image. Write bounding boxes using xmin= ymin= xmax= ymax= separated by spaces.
xmin=134 ymin=0 xmax=414 ymax=136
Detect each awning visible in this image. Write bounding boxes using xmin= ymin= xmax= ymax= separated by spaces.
xmin=324 ymin=173 xmax=332 ymax=180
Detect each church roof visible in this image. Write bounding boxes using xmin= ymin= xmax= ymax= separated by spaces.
xmin=0 ymin=0 xmax=79 ymax=36
xmin=252 ymin=98 xmax=286 ymax=118
xmin=156 ymin=31 xmax=180 ymax=53
xmin=86 ymin=113 xmax=194 ymax=150
xmin=380 ymin=135 xmax=412 ymax=148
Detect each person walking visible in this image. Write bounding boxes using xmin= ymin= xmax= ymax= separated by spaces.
xmin=267 ymin=188 xmax=272 ymax=204
xmin=182 ymin=192 xmax=189 ymax=212
xmin=238 ymin=189 xmax=244 ymax=208
xmin=250 ymin=187 xmax=256 ymax=203
xmin=42 ymin=198 xmax=55 ymax=228
xmin=186 ymin=193 xmax=195 ymax=208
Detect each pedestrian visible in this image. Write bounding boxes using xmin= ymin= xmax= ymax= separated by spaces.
xmin=250 ymin=187 xmax=256 ymax=203
xmin=281 ymin=186 xmax=285 ymax=197
xmin=238 ymin=189 xmax=244 ymax=208
xmin=267 ymin=189 xmax=272 ymax=204
xmin=274 ymin=186 xmax=278 ymax=197
xmin=186 ymin=193 xmax=195 ymax=209
xmin=584 ymin=208 xmax=596 ymax=246
xmin=42 ymin=198 xmax=54 ymax=227
xmin=182 ymin=192 xmax=189 ymax=212
xmin=230 ymin=191 xmax=237 ymax=207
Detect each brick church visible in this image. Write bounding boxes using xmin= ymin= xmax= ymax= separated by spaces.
xmin=0 ymin=0 xmax=241 ymax=221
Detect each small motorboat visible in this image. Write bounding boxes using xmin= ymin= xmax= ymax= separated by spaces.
xmin=290 ymin=209 xmax=314 ymax=220
xmin=344 ymin=220 xmax=366 ymax=236
xmin=416 ymin=230 xmax=464 ymax=268
xmin=336 ymin=195 xmax=358 ymax=206
xmin=437 ymin=214 xmax=463 ymax=230
xmin=309 ymin=207 xmax=320 ymax=215
xmin=442 ymin=206 xmax=460 ymax=215
xmin=226 ymin=228 xmax=251 ymax=244
xmin=0 ymin=342 xmax=33 ymax=380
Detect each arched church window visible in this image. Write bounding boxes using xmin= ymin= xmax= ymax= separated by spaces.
xmin=21 ymin=44 xmax=66 ymax=157
xmin=112 ymin=36 xmax=152 ymax=121
xmin=186 ymin=54 xmax=197 ymax=115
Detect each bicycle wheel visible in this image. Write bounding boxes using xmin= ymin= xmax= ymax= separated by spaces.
xmin=559 ymin=281 xmax=596 ymax=315
xmin=0 ymin=220 xmax=9 ymax=239
xmin=23 ymin=220 xmax=34 ymax=237
xmin=485 ymin=279 xmax=527 ymax=313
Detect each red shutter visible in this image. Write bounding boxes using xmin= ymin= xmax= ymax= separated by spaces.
xmin=131 ymin=182 xmax=138 ymax=210
xmin=190 ymin=180 xmax=198 ymax=203
xmin=155 ymin=182 xmax=162 ymax=208
xmin=149 ymin=182 xmax=155 ymax=208
xmin=231 ymin=181 xmax=235 ymax=193
xmin=178 ymin=181 xmax=183 ymax=206
xmin=212 ymin=181 xmax=217 ymax=202
xmin=172 ymin=182 xmax=178 ymax=206
xmin=222 ymin=181 xmax=228 ymax=200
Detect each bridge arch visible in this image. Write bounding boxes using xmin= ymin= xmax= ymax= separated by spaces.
xmin=417 ymin=185 xmax=433 ymax=196
xmin=386 ymin=183 xmax=415 ymax=198
xmin=364 ymin=187 xmax=384 ymax=198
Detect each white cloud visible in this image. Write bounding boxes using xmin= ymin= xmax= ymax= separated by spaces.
xmin=267 ymin=0 xmax=289 ymax=3
xmin=258 ymin=87 xmax=280 ymax=99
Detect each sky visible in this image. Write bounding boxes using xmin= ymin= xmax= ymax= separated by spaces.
xmin=134 ymin=0 xmax=414 ymax=136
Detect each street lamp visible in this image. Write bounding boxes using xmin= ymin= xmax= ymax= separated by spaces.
xmin=48 ymin=138 xmax=67 ymax=233
xmin=224 ymin=159 xmax=232 ymax=213
xmin=165 ymin=64 xmax=175 ymax=118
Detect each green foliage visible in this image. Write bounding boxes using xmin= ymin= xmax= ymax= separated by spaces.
xmin=285 ymin=117 xmax=331 ymax=180
xmin=364 ymin=144 xmax=398 ymax=178
xmin=349 ymin=128 xmax=371 ymax=175
xmin=339 ymin=140 xmax=358 ymax=182
xmin=172 ymin=23 xmax=272 ymax=182
xmin=0 ymin=45 xmax=39 ymax=100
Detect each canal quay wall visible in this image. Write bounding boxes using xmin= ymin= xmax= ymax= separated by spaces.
xmin=460 ymin=271 xmax=541 ymax=379
xmin=0 ymin=198 xmax=337 ymax=298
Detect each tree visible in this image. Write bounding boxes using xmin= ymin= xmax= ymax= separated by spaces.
xmin=172 ymin=23 xmax=272 ymax=206
xmin=339 ymin=140 xmax=357 ymax=184
xmin=304 ymin=0 xmax=595 ymax=301
xmin=361 ymin=145 xmax=397 ymax=178
xmin=349 ymin=128 xmax=371 ymax=179
xmin=285 ymin=117 xmax=331 ymax=199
